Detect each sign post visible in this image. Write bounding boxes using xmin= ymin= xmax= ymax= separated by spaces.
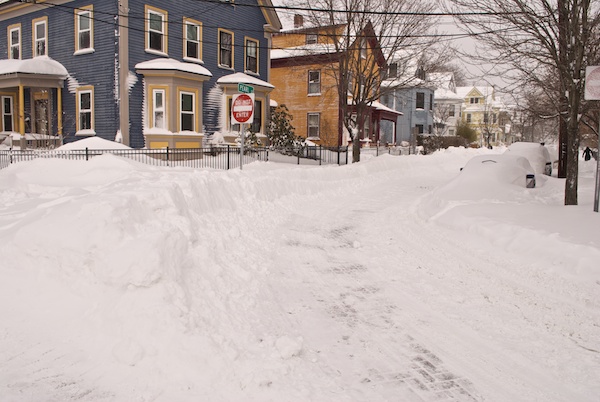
xmin=584 ymin=66 xmax=600 ymax=212
xmin=231 ymin=91 xmax=254 ymax=170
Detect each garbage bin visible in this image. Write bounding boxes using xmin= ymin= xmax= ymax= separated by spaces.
xmin=526 ymin=174 xmax=536 ymax=188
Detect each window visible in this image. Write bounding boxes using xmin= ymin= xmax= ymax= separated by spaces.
xmin=388 ymin=63 xmax=397 ymax=78
xmin=483 ymin=113 xmax=489 ymax=123
xmin=449 ymin=104 xmax=455 ymax=117
xmin=146 ymin=6 xmax=167 ymax=54
xmin=245 ymin=38 xmax=258 ymax=74
xmin=449 ymin=129 xmax=455 ymax=136
xmin=416 ymin=92 xmax=425 ymax=109
xmin=219 ymin=29 xmax=233 ymax=68
xmin=429 ymin=94 xmax=433 ymax=110
xmin=77 ymin=87 xmax=94 ymax=133
xmin=184 ymin=19 xmax=201 ymax=61
xmin=416 ymin=124 xmax=424 ymax=134
xmin=75 ymin=6 xmax=93 ymax=53
xmin=360 ymin=37 xmax=367 ymax=59
xmin=466 ymin=113 xmax=472 ymax=123
xmin=227 ymin=98 xmax=240 ymax=131
xmin=8 ymin=24 xmax=20 ymax=59
xmin=33 ymin=17 xmax=47 ymax=57
xmin=180 ymin=91 xmax=195 ymax=131
xmin=306 ymin=33 xmax=317 ymax=44
xmin=2 ymin=96 xmax=14 ymax=132
xmin=152 ymin=88 xmax=166 ymax=129
xmin=470 ymin=97 xmax=479 ymax=104
xmin=428 ymin=125 xmax=432 ymax=134
xmin=307 ymin=113 xmax=320 ymax=138
xmin=493 ymin=113 xmax=497 ymax=124
xmin=250 ymin=100 xmax=262 ymax=134
xmin=308 ymin=70 xmax=321 ymax=94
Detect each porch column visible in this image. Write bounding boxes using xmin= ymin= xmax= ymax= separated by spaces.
xmin=57 ymin=88 xmax=63 ymax=138
xmin=18 ymin=85 xmax=25 ymax=136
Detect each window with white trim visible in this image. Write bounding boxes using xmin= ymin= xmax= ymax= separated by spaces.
xmin=219 ymin=29 xmax=233 ymax=68
xmin=449 ymin=104 xmax=455 ymax=117
xmin=146 ymin=6 xmax=167 ymax=54
xmin=307 ymin=113 xmax=320 ymax=138
xmin=77 ymin=87 xmax=94 ymax=133
xmin=245 ymin=38 xmax=258 ymax=74
xmin=466 ymin=113 xmax=472 ymax=123
xmin=416 ymin=92 xmax=425 ymax=109
xmin=75 ymin=6 xmax=93 ymax=52
xmin=33 ymin=18 xmax=47 ymax=57
xmin=184 ymin=19 xmax=201 ymax=61
xmin=8 ymin=25 xmax=20 ymax=59
xmin=153 ymin=89 xmax=166 ymax=129
xmin=2 ymin=96 xmax=14 ymax=132
xmin=180 ymin=91 xmax=195 ymax=131
xmin=306 ymin=33 xmax=317 ymax=44
xmin=308 ymin=70 xmax=320 ymax=95
xmin=250 ymin=100 xmax=262 ymax=134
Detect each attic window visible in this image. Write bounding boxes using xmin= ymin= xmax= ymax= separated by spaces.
xmin=306 ymin=34 xmax=317 ymax=44
xmin=388 ymin=63 xmax=397 ymax=78
xmin=470 ymin=97 xmax=479 ymax=104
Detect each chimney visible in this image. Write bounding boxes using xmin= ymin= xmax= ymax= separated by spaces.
xmin=294 ymin=14 xmax=304 ymax=28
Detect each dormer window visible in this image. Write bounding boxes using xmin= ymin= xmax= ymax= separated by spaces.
xmin=470 ymin=97 xmax=480 ymax=104
xmin=388 ymin=63 xmax=397 ymax=78
xmin=306 ymin=33 xmax=317 ymax=44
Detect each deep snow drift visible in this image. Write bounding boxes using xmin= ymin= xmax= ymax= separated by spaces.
xmin=0 ymin=145 xmax=598 ymax=401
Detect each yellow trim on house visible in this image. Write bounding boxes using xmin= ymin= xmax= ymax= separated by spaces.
xmin=145 ymin=4 xmax=168 ymax=55
xmin=176 ymin=86 xmax=199 ymax=132
xmin=217 ymin=27 xmax=234 ymax=69
xmin=74 ymin=5 xmax=94 ymax=53
xmin=32 ymin=16 xmax=48 ymax=57
xmin=244 ymin=36 xmax=259 ymax=75
xmin=175 ymin=141 xmax=201 ymax=149
xmin=148 ymin=85 xmax=169 ymax=129
xmin=149 ymin=141 xmax=169 ymax=149
xmin=75 ymin=85 xmax=94 ymax=132
xmin=183 ymin=17 xmax=202 ymax=62
xmin=7 ymin=23 xmax=21 ymax=59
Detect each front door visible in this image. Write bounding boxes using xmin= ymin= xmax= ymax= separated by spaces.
xmin=33 ymin=90 xmax=50 ymax=135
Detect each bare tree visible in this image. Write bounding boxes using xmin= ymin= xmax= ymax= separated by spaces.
xmin=443 ymin=0 xmax=600 ymax=205
xmin=290 ymin=0 xmax=443 ymax=162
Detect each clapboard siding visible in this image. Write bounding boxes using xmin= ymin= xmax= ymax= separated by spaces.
xmin=0 ymin=0 xmax=274 ymax=148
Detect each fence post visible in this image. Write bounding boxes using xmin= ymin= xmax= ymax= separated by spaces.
xmin=319 ymin=145 xmax=322 ymax=165
xmin=345 ymin=146 xmax=348 ymax=165
xmin=166 ymin=146 xmax=169 ymax=166
xmin=227 ymin=145 xmax=230 ymax=170
xmin=85 ymin=147 xmax=89 ymax=161
xmin=297 ymin=147 xmax=300 ymax=165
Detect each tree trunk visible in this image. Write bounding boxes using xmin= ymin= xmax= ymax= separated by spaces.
xmin=352 ymin=139 xmax=361 ymax=163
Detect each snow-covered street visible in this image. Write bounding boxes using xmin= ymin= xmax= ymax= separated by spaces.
xmin=1 ymin=146 xmax=599 ymax=401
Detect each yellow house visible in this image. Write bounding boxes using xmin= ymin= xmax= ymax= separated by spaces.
xmin=270 ymin=17 xmax=398 ymax=147
xmin=456 ymin=86 xmax=506 ymax=147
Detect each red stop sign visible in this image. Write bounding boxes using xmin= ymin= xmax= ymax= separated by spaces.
xmin=232 ymin=93 xmax=254 ymax=124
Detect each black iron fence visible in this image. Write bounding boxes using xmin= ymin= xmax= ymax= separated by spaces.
xmin=0 ymin=145 xmax=350 ymax=170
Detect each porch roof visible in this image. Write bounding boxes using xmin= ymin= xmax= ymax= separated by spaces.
xmin=0 ymin=56 xmax=68 ymax=88
xmin=216 ymin=72 xmax=274 ymax=91
xmin=135 ymin=58 xmax=212 ymax=78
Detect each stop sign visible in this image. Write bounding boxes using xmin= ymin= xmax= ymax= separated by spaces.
xmin=231 ymin=93 xmax=254 ymax=124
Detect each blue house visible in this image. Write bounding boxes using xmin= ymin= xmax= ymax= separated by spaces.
xmin=380 ymin=60 xmax=435 ymax=145
xmin=0 ymin=0 xmax=281 ymax=149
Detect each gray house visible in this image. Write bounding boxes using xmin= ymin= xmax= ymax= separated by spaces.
xmin=380 ymin=60 xmax=435 ymax=145
xmin=0 ymin=0 xmax=281 ymax=149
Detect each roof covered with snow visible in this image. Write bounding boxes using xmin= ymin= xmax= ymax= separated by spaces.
xmin=0 ymin=57 xmax=68 ymax=77
xmin=271 ymin=43 xmax=339 ymax=60
xmin=216 ymin=72 xmax=274 ymax=89
xmin=135 ymin=58 xmax=212 ymax=77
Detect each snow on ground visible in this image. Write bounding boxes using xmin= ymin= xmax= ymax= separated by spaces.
xmin=0 ymin=146 xmax=598 ymax=401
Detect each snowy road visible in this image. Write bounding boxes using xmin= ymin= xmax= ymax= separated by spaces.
xmin=1 ymin=150 xmax=599 ymax=401
xmin=265 ymin=159 xmax=599 ymax=401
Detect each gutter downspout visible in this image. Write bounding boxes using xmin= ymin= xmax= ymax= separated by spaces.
xmin=118 ymin=0 xmax=130 ymax=146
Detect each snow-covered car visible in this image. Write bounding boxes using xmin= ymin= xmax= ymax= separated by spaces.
xmin=458 ymin=153 xmax=538 ymax=190
xmin=505 ymin=142 xmax=553 ymax=176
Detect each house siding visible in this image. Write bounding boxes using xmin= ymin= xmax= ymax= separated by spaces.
xmin=1 ymin=0 xmax=275 ymax=148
